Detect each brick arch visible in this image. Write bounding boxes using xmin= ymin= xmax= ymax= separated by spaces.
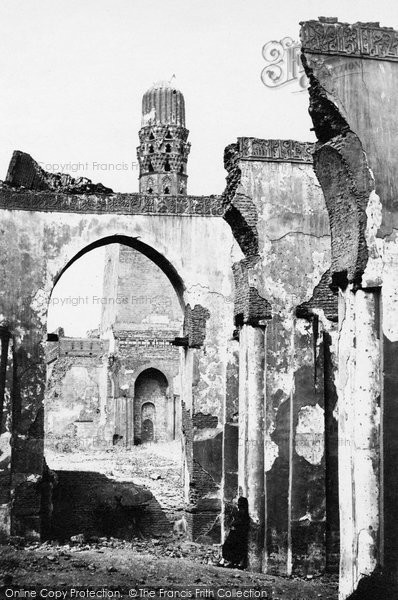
xmin=302 ymin=55 xmax=374 ymax=289
xmin=312 ymin=135 xmax=373 ymax=288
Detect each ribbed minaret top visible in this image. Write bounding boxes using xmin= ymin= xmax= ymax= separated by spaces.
xmin=141 ymin=80 xmax=186 ymax=127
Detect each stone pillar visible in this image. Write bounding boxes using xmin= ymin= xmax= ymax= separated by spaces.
xmin=221 ymin=339 xmax=239 ymax=542
xmin=323 ymin=328 xmax=340 ymax=574
xmin=0 ymin=327 xmax=12 ymax=540
xmin=10 ymin=335 xmax=45 ymax=539
xmin=337 ymin=286 xmax=380 ymax=599
xmin=238 ymin=324 xmax=266 ymax=571
xmin=290 ymin=318 xmax=327 ymax=577
xmin=382 ymin=271 xmax=398 ymax=578
xmin=181 ymin=346 xmax=194 ymax=519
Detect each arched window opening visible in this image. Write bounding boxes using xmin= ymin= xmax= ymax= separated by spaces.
xmin=149 ymin=144 xmax=154 ymax=154
xmin=165 ymin=143 xmax=172 ymax=153
xmin=164 ymin=159 xmax=171 ymax=172
xmin=164 ymin=186 xmax=170 ymax=195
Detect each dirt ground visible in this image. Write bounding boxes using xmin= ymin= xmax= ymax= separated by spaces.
xmin=0 ymin=539 xmax=338 ymax=599
xmin=0 ymin=444 xmax=338 ymax=599
xmin=46 ymin=441 xmax=185 ymax=517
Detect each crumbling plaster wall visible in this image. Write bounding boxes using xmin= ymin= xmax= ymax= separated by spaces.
xmin=0 ymin=177 xmax=242 ymax=540
xmin=222 ymin=138 xmax=336 ymax=574
xmin=300 ymin=17 xmax=398 ymax=598
xmin=45 ymin=357 xmax=107 ymax=452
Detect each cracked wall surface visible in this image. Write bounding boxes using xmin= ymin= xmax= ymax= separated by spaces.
xmin=301 ymin=16 xmax=398 ymax=599
xmin=45 ymin=345 xmax=108 ymax=452
xmin=0 ymin=154 xmax=242 ymax=540
xmin=222 ymin=137 xmax=334 ymax=575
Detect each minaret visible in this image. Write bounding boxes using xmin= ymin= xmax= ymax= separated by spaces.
xmin=137 ymin=80 xmax=190 ymax=195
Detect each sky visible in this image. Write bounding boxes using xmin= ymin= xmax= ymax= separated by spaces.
xmin=2 ymin=0 xmax=397 ymax=335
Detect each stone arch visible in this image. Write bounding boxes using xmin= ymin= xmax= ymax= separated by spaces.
xmin=301 ymin=47 xmax=381 ymax=595
xmin=50 ymin=233 xmax=186 ymax=317
xmin=0 ymin=186 xmax=236 ymax=539
xmin=312 ymin=136 xmax=373 ymax=288
xmin=45 ymin=236 xmax=185 ymax=450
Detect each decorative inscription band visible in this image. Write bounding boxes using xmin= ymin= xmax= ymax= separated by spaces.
xmin=301 ymin=20 xmax=398 ymax=61
xmin=0 ymin=188 xmax=225 ymax=216
xmin=238 ymin=138 xmax=314 ymax=163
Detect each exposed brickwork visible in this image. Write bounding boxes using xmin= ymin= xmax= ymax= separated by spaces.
xmin=221 ymin=143 xmax=259 ymax=257
xmin=232 ymin=258 xmax=272 ymax=326
xmin=183 ymin=305 xmax=210 ymax=348
xmin=301 ymin=54 xmax=373 ymax=287
xmin=192 ymin=413 xmax=218 ymax=429
xmin=190 ymin=459 xmax=219 ymax=506
xmin=108 ymin=245 xmax=182 ymax=331
xmin=47 ymin=470 xmax=172 ymax=541
xmin=301 ymin=54 xmax=350 ymax=145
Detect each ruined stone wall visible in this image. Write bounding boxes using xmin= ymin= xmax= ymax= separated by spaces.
xmin=0 ymin=161 xmax=241 ymax=540
xmin=222 ymin=138 xmax=336 ymax=574
xmin=45 ymin=337 xmax=180 ymax=451
xmin=0 ymin=328 xmax=13 ymax=540
xmin=300 ymin=17 xmax=398 ymax=598
xmin=44 ymin=338 xmax=110 ymax=452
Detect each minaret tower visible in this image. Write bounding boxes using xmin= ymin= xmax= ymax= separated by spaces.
xmin=137 ymin=80 xmax=190 ymax=195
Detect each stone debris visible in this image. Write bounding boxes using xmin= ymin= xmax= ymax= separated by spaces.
xmin=5 ymin=150 xmax=113 ymax=194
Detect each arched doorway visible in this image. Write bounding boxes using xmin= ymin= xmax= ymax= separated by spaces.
xmin=46 ymin=241 xmax=183 ymax=455
xmin=134 ymin=369 xmax=169 ymax=444
xmin=42 ymin=239 xmax=185 ymax=541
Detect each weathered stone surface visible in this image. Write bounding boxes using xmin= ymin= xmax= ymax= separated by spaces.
xmin=232 ymin=258 xmax=272 ymax=326
xmin=238 ymin=138 xmax=314 ymax=163
xmin=0 ymin=183 xmax=224 ymax=216
xmin=301 ymin=17 xmax=398 ymax=598
xmin=223 ymin=137 xmax=331 ymax=575
xmin=301 ymin=19 xmax=398 ymax=61
xmin=183 ymin=304 xmax=210 ymax=349
xmin=0 ymin=179 xmax=241 ymax=538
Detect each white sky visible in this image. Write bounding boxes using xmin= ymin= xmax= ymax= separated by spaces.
xmin=2 ymin=0 xmax=397 ymax=335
